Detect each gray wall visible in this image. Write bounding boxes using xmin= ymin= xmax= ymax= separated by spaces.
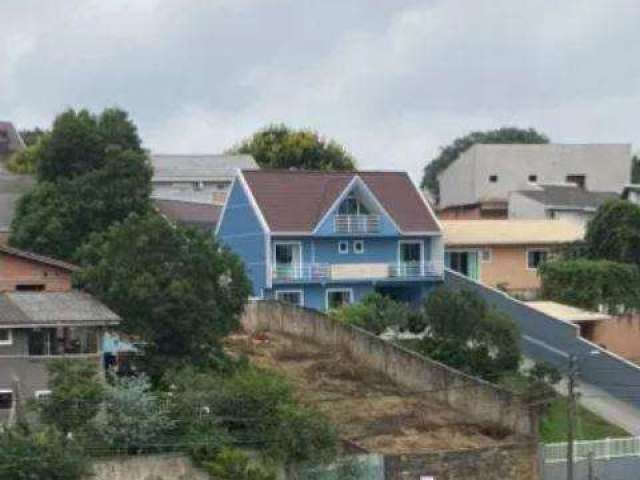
xmin=543 ymin=456 xmax=640 ymax=480
xmin=242 ymin=300 xmax=536 ymax=437
xmin=444 ymin=270 xmax=640 ymax=409
xmin=439 ymin=144 xmax=631 ymax=208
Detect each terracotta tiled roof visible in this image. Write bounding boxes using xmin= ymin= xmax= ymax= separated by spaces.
xmin=241 ymin=170 xmax=440 ymax=233
xmin=0 ymin=244 xmax=80 ymax=272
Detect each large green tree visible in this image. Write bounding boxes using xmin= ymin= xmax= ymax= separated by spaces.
xmin=231 ymin=124 xmax=356 ymax=171
xmin=419 ymin=288 xmax=521 ymax=381
xmin=9 ymin=108 xmax=152 ymax=260
xmin=421 ymin=127 xmax=549 ymax=202
xmin=75 ymin=213 xmax=251 ymax=377
xmin=585 ymin=199 xmax=640 ymax=266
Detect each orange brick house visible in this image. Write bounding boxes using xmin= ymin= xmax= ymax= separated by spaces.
xmin=442 ymin=220 xmax=584 ymax=298
xmin=0 ymin=244 xmax=78 ymax=292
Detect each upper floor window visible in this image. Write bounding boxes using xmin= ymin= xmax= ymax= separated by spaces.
xmin=528 ymin=175 xmax=538 ymax=183
xmin=338 ymin=193 xmax=369 ymax=215
xmin=489 ymin=175 xmax=498 ymax=183
xmin=353 ymin=240 xmax=364 ymax=254
xmin=566 ymin=175 xmax=586 ymax=189
xmin=338 ymin=240 xmax=349 ymax=254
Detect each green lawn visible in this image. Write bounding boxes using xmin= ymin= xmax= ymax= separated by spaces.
xmin=540 ymin=397 xmax=630 ymax=443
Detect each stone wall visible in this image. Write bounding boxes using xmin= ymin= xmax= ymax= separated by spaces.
xmin=242 ymin=300 xmax=536 ymax=437
xmin=384 ymin=443 xmax=538 ymax=480
xmin=91 ymin=454 xmax=208 ymax=480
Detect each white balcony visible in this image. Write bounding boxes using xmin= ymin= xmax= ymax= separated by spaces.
xmin=271 ymin=261 xmax=444 ymax=283
xmin=334 ymin=215 xmax=381 ymax=234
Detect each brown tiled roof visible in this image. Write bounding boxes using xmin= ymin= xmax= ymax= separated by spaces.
xmin=241 ymin=170 xmax=441 ymax=233
xmin=0 ymin=245 xmax=80 ymax=272
xmin=153 ymin=198 xmax=221 ymax=230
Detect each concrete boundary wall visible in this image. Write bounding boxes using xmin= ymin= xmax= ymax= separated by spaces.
xmin=242 ymin=300 xmax=536 ymax=437
xmin=444 ymin=269 xmax=640 ymax=409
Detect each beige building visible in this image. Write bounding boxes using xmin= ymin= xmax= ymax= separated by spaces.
xmin=437 ymin=143 xmax=631 ymax=218
xmin=442 ymin=220 xmax=584 ymax=297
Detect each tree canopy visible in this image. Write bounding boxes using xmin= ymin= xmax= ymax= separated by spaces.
xmin=75 ymin=213 xmax=251 ymax=377
xmin=9 ymin=108 xmax=152 ymax=260
xmin=421 ymin=127 xmax=549 ymax=202
xmin=231 ymin=124 xmax=356 ymax=171
xmin=585 ymin=199 xmax=640 ymax=266
xmin=419 ymin=288 xmax=521 ymax=381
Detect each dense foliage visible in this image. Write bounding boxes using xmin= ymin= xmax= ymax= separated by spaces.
xmin=421 ymin=127 xmax=549 ymax=202
xmin=39 ymin=359 xmax=104 ymax=436
xmin=96 ymin=375 xmax=174 ymax=453
xmin=539 ymin=259 xmax=640 ymax=314
xmin=232 ymin=124 xmax=356 ymax=171
xmin=329 ymin=292 xmax=411 ymax=335
xmin=419 ymin=288 xmax=521 ymax=381
xmin=0 ymin=427 xmax=90 ymax=480
xmin=585 ymin=199 xmax=640 ymax=266
xmin=10 ymin=108 xmax=152 ymax=260
xmin=167 ymin=365 xmax=338 ymax=466
xmin=76 ymin=213 xmax=251 ymax=378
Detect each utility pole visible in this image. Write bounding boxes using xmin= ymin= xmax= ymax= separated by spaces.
xmin=587 ymin=451 xmax=595 ymax=480
xmin=567 ymin=354 xmax=578 ymax=480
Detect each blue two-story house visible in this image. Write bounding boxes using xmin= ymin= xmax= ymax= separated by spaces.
xmin=216 ymin=170 xmax=444 ymax=311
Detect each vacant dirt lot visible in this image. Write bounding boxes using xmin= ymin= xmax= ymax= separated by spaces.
xmin=225 ymin=330 xmax=524 ymax=454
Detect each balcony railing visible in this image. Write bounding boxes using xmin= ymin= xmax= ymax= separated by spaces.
xmin=334 ymin=215 xmax=381 ymax=234
xmin=272 ymin=261 xmax=444 ymax=282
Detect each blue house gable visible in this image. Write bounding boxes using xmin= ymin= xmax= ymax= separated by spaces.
xmin=216 ymin=176 xmax=268 ymax=298
xmin=217 ymin=170 xmax=444 ymax=312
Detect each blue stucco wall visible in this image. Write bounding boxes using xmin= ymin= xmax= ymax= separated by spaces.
xmin=273 ymin=237 xmax=433 ymax=266
xmin=314 ymin=210 xmax=399 ymax=236
xmin=217 ymin=180 xmax=266 ymax=297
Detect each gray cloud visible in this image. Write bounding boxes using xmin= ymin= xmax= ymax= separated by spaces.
xmin=1 ymin=0 xmax=639 ymax=181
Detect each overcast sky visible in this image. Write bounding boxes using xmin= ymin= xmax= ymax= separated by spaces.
xmin=2 ymin=0 xmax=639 ymax=182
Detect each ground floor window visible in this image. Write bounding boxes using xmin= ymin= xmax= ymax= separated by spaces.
xmin=326 ymin=289 xmax=353 ymax=310
xmin=445 ymin=250 xmax=479 ymax=280
xmin=275 ymin=290 xmax=303 ymax=307
xmin=0 ymin=390 xmax=13 ymax=410
xmin=527 ymin=249 xmax=549 ymax=270
xmin=0 ymin=329 xmax=11 ymax=345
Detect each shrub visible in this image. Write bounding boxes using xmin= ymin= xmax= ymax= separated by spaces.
xmin=0 ymin=426 xmax=90 ymax=480
xmin=168 ymin=365 xmax=338 ymax=465
xmin=203 ymin=447 xmax=276 ymax=480
xmin=419 ymin=288 xmax=521 ymax=381
xmin=39 ymin=359 xmax=104 ymax=436
xmin=539 ymin=259 xmax=640 ymax=313
xmin=95 ymin=374 xmax=175 ymax=454
xmin=330 ymin=292 xmax=409 ymax=335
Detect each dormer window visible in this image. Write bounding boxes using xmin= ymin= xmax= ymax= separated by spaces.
xmin=338 ymin=193 xmax=369 ymax=215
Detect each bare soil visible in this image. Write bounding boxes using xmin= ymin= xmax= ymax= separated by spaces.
xmin=225 ymin=331 xmax=523 ymax=454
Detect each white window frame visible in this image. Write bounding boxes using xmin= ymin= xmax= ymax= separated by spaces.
xmin=272 ymin=241 xmax=303 ymax=267
xmin=353 ymin=240 xmax=364 ymax=254
xmin=480 ymin=248 xmax=492 ymax=263
xmin=338 ymin=240 xmax=349 ymax=255
xmin=275 ymin=289 xmax=304 ymax=307
xmin=325 ymin=288 xmax=354 ymax=310
xmin=35 ymin=390 xmax=51 ymax=400
xmin=397 ymin=240 xmax=425 ymax=264
xmin=526 ymin=248 xmax=549 ymax=271
xmin=0 ymin=390 xmax=13 ymax=410
xmin=0 ymin=329 xmax=12 ymax=346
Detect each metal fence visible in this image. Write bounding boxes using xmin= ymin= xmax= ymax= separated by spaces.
xmin=544 ymin=436 xmax=640 ymax=464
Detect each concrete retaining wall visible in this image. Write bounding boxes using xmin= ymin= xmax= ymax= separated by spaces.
xmin=91 ymin=454 xmax=207 ymax=480
xmin=242 ymin=300 xmax=536 ymax=437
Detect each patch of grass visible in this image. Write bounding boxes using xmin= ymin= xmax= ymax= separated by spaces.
xmin=540 ymin=397 xmax=630 ymax=443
